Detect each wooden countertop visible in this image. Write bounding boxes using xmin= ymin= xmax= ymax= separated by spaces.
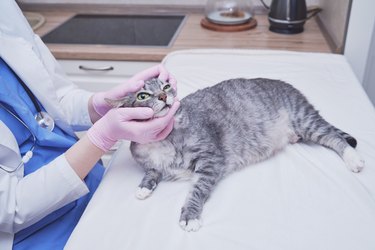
xmin=30 ymin=6 xmax=332 ymax=62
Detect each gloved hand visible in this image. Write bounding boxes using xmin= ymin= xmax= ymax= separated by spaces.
xmin=92 ymin=64 xmax=177 ymax=117
xmin=87 ymin=100 xmax=180 ymax=152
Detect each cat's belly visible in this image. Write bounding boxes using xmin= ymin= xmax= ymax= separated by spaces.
xmin=224 ymin=110 xmax=296 ymax=172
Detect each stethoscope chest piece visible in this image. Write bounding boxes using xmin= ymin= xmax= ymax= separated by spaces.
xmin=35 ymin=111 xmax=55 ymax=131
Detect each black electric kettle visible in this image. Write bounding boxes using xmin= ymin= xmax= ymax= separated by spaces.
xmin=260 ymin=0 xmax=321 ymax=34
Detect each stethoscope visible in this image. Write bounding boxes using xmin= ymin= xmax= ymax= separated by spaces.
xmin=0 ymin=76 xmax=55 ymax=173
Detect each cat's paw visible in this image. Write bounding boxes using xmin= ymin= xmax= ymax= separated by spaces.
xmin=288 ymin=133 xmax=300 ymax=144
xmin=179 ymin=219 xmax=202 ymax=232
xmin=179 ymin=207 xmax=202 ymax=232
xmin=343 ymin=147 xmax=365 ymax=173
xmin=135 ymin=187 xmax=153 ymax=200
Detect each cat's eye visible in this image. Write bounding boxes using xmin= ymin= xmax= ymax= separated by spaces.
xmin=137 ymin=92 xmax=151 ymax=100
xmin=163 ymin=84 xmax=171 ymax=91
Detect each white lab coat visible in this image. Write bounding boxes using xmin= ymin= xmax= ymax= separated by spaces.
xmin=0 ymin=1 xmax=95 ymax=249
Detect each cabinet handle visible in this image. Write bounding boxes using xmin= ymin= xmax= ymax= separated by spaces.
xmin=79 ymin=65 xmax=114 ymax=71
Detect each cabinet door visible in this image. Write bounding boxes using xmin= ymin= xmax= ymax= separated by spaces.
xmin=59 ymin=60 xmax=158 ymax=92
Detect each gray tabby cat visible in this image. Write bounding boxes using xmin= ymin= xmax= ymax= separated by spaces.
xmin=106 ymin=77 xmax=364 ymax=232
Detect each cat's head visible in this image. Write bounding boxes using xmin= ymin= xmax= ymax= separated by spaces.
xmin=105 ymin=78 xmax=177 ymax=118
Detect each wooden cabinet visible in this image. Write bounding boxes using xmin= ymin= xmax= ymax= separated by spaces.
xmin=59 ymin=59 xmax=158 ymax=92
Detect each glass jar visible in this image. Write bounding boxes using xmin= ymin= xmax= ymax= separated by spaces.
xmin=205 ymin=0 xmax=254 ymax=25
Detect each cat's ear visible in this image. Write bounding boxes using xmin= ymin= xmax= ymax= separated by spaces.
xmin=105 ymin=96 xmax=133 ymax=108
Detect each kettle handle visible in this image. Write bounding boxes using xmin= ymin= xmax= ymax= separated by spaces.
xmin=259 ymin=0 xmax=270 ymax=10
xmin=306 ymin=7 xmax=322 ymax=20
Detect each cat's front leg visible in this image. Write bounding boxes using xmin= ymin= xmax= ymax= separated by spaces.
xmin=179 ymin=171 xmax=221 ymax=232
xmin=136 ymin=169 xmax=162 ymax=200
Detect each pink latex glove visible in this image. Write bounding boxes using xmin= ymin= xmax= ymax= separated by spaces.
xmin=87 ymin=100 xmax=180 ymax=152
xmin=92 ymin=64 xmax=177 ymax=116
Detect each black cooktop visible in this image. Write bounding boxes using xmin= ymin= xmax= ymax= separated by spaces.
xmin=42 ymin=14 xmax=185 ymax=47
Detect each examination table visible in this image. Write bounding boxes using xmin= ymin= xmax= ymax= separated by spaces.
xmin=65 ymin=49 xmax=375 ymax=250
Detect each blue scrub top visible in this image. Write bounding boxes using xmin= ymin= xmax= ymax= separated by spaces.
xmin=0 ymin=58 xmax=104 ymax=250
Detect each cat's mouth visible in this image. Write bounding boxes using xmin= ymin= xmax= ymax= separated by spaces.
xmin=154 ymin=104 xmax=171 ymax=118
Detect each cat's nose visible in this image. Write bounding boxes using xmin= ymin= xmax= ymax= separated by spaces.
xmin=158 ymin=93 xmax=167 ymax=102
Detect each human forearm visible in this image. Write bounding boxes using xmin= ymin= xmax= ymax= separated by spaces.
xmin=0 ymin=154 xmax=89 ymax=233
xmin=65 ymin=135 xmax=105 ymax=180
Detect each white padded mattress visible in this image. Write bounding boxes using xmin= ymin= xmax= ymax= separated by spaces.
xmin=66 ymin=49 xmax=375 ymax=250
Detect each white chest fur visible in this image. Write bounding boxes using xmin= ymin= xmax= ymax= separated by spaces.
xmin=132 ymin=140 xmax=194 ymax=181
xmin=136 ymin=141 xmax=176 ymax=168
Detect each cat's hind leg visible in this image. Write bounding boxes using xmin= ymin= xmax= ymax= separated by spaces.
xmin=136 ymin=169 xmax=162 ymax=200
xmin=297 ymin=115 xmax=364 ymax=172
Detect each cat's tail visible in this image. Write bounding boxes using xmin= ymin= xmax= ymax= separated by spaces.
xmin=337 ymin=130 xmax=357 ymax=148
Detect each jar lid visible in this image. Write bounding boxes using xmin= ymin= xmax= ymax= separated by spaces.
xmin=205 ymin=0 xmax=253 ymax=25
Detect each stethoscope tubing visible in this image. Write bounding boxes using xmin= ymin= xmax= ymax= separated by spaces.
xmin=0 ymin=62 xmax=54 ymax=173
xmin=14 ymin=71 xmax=43 ymax=114
xmin=0 ymin=102 xmax=36 ymax=173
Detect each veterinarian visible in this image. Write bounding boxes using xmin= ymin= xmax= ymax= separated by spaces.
xmin=0 ymin=1 xmax=180 ymax=249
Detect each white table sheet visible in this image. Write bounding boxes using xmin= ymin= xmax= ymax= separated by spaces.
xmin=65 ymin=49 xmax=375 ymax=250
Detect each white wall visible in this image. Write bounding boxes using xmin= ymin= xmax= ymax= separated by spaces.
xmin=317 ymin=0 xmax=350 ymax=53
xmin=362 ymin=23 xmax=375 ymax=106
xmin=344 ymin=0 xmax=375 ymax=83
